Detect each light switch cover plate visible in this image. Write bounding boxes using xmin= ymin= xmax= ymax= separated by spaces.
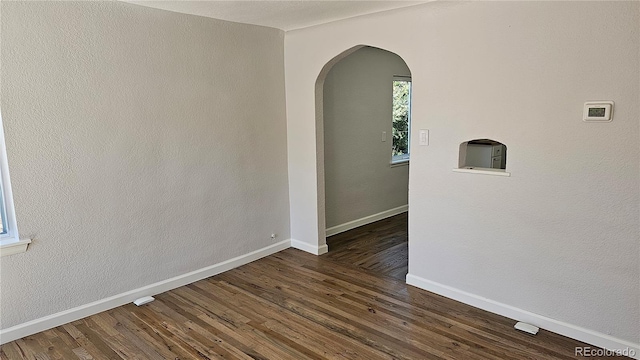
xmin=419 ymin=129 xmax=429 ymax=146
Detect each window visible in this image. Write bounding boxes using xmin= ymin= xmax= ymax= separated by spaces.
xmin=0 ymin=109 xmax=29 ymax=256
xmin=0 ymin=173 xmax=9 ymax=235
xmin=392 ymin=76 xmax=412 ymax=164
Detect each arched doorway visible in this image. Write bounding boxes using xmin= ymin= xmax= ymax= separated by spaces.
xmin=315 ymin=45 xmax=412 ymax=280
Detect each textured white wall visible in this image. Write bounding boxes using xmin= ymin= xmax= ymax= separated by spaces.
xmin=0 ymin=1 xmax=290 ymax=329
xmin=285 ymin=1 xmax=639 ymax=345
xmin=323 ymin=47 xmax=410 ymax=228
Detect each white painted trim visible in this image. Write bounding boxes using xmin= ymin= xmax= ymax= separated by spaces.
xmin=0 ymin=110 xmax=21 ymax=244
xmin=325 ymin=204 xmax=408 ymax=237
xmin=452 ymin=168 xmax=511 ymax=177
xmin=390 ymin=160 xmax=409 ymax=168
xmin=291 ymin=239 xmax=328 ymax=255
xmin=0 ymin=238 xmax=31 ymax=257
xmin=406 ymin=274 xmax=640 ymax=359
xmin=0 ymin=239 xmax=291 ymax=345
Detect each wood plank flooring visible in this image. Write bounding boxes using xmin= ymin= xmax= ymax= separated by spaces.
xmin=325 ymin=213 xmax=408 ymax=280
xmin=1 ymin=213 xmax=613 ymax=359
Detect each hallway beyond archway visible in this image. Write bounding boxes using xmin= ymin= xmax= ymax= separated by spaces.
xmin=325 ymin=213 xmax=408 ymax=281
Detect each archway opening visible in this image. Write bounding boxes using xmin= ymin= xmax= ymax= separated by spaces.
xmin=315 ymin=45 xmax=412 ymax=280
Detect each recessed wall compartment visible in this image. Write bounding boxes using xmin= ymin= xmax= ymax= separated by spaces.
xmin=455 ymin=139 xmax=510 ymax=177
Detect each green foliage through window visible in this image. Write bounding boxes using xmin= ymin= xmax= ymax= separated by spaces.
xmin=392 ymin=79 xmax=411 ymax=161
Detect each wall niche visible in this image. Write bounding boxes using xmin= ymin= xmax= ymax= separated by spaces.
xmin=455 ymin=139 xmax=510 ymax=176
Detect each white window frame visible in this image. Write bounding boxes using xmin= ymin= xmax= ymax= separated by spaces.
xmin=0 ymin=109 xmax=30 ymax=256
xmin=391 ymin=75 xmax=412 ymax=165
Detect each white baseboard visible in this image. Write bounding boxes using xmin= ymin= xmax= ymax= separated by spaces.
xmin=0 ymin=239 xmax=291 ymax=345
xmin=325 ymin=204 xmax=408 ymax=237
xmin=406 ymin=274 xmax=640 ymax=359
xmin=291 ymin=239 xmax=328 ymax=255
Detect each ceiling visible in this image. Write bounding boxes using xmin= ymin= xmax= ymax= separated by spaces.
xmin=123 ymin=1 xmax=428 ymax=31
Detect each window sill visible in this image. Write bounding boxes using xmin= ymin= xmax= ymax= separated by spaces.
xmin=0 ymin=239 xmax=31 ymax=257
xmin=390 ymin=160 xmax=409 ymax=168
xmin=453 ymin=167 xmax=511 ymax=177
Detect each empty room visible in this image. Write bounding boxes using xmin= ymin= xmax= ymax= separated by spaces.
xmin=0 ymin=1 xmax=638 ymax=359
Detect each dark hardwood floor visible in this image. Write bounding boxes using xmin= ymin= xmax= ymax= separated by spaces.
xmin=1 ymin=213 xmax=610 ymax=359
xmin=325 ymin=212 xmax=408 ymax=281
